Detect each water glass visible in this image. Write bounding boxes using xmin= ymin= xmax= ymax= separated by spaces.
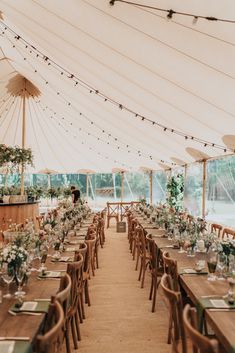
xmin=207 ymin=248 xmax=217 ymax=281
xmin=216 ymin=253 xmax=227 ymax=280
xmin=1 ymin=263 xmax=14 ymax=298
xmin=15 ymin=264 xmax=26 ymax=297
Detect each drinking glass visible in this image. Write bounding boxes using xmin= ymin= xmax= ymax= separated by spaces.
xmin=207 ymin=247 xmax=218 ymax=281
xmin=27 ymin=249 xmax=37 ymax=271
xmin=1 ymin=263 xmax=14 ymax=298
xmin=15 ymin=264 xmax=26 ymax=297
xmin=178 ymin=235 xmax=185 ymax=254
xmin=216 ymin=253 xmax=227 ymax=280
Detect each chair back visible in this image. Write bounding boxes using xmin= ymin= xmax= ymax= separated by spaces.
xmin=222 ymin=227 xmax=235 ymax=240
xmin=84 ymin=237 xmax=96 ymax=276
xmin=74 ymin=243 xmax=87 ymax=261
xmin=146 ymin=234 xmax=158 ymax=272
xmin=67 ymin=254 xmax=84 ymax=315
xmin=52 ymin=273 xmax=71 ymax=323
xmin=162 ymin=251 xmax=179 ymax=291
xmin=211 ymin=223 xmax=222 ymax=238
xmin=137 ymin=226 xmax=147 ymax=258
xmin=35 ymin=300 xmax=64 ymax=353
xmin=160 ymin=274 xmax=186 ymax=353
xmin=183 ymin=304 xmax=219 ymax=353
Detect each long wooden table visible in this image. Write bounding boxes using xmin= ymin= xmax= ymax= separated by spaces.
xmin=137 ymin=216 xmax=235 ymax=353
xmin=0 ymin=220 xmax=92 ymax=349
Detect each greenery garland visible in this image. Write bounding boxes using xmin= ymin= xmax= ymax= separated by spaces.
xmin=166 ymin=174 xmax=184 ymax=211
xmin=0 ymin=144 xmax=33 ymax=172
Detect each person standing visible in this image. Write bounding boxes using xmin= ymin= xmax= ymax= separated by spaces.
xmin=71 ymin=186 xmax=80 ymax=204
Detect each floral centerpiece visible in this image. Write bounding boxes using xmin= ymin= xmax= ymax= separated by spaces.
xmin=0 ymin=243 xmax=28 ymax=271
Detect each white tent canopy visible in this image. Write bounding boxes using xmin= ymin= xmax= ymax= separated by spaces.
xmin=0 ymin=0 xmax=234 ymax=173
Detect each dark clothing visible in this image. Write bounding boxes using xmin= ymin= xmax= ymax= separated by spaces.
xmin=72 ymin=189 xmax=80 ymax=203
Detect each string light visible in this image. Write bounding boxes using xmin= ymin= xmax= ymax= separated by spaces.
xmin=109 ymin=0 xmax=235 ymax=24
xmin=0 ymin=20 xmax=232 ymax=155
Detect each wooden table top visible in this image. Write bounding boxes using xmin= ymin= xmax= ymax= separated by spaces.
xmin=0 ymin=219 xmax=91 ymax=345
xmin=135 ymin=215 xmax=235 ymax=353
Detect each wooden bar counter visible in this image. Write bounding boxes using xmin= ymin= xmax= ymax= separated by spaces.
xmin=0 ymin=201 xmax=39 ymax=231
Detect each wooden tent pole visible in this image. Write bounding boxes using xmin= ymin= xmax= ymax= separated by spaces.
xmin=121 ymin=171 xmax=124 ymax=202
xmin=202 ymin=160 xmax=207 ymax=219
xmin=48 ymin=174 xmax=51 ymax=189
xmin=150 ymin=170 xmax=153 ymax=205
xmin=86 ymin=174 xmax=89 ymax=201
xmin=20 ymin=81 xmax=26 ymax=196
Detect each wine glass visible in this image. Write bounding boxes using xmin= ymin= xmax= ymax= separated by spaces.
xmin=1 ymin=263 xmax=14 ymax=298
xmin=207 ymin=247 xmax=218 ymax=281
xmin=178 ymin=234 xmax=185 ymax=254
xmin=216 ymin=253 xmax=227 ymax=280
xmin=27 ymin=249 xmax=37 ymax=272
xmin=15 ymin=264 xmax=26 ymax=297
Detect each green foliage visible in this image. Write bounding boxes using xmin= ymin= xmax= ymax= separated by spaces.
xmin=0 ymin=144 xmax=33 ymax=171
xmin=166 ymin=174 xmax=184 ymax=211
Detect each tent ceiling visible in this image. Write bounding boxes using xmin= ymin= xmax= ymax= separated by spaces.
xmin=0 ymin=0 xmax=234 ymax=172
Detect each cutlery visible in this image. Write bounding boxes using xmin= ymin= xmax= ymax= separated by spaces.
xmin=208 ymin=308 xmax=235 ymax=312
xmin=0 ymin=337 xmax=30 ymax=341
xmin=34 ymin=298 xmax=50 ymax=302
xmin=8 ymin=310 xmax=42 ymax=316
xmin=201 ymin=295 xmax=227 ymax=299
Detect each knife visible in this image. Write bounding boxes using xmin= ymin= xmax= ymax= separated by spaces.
xmin=0 ymin=337 xmax=30 ymax=341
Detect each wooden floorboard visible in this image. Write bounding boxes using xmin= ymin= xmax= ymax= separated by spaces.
xmin=75 ymin=224 xmax=171 ymax=353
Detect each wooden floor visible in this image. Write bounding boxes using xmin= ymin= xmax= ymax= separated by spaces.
xmin=76 ymin=225 xmax=171 ymax=353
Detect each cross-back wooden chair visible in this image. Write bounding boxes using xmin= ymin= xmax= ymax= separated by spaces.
xmin=98 ymin=217 xmax=105 ymax=248
xmin=52 ymin=273 xmax=72 ymax=353
xmin=222 ymin=227 xmax=235 ymax=240
xmin=211 ymin=223 xmax=222 ymax=238
xmin=137 ymin=226 xmax=151 ymax=288
xmin=146 ymin=234 xmax=164 ymax=312
xmin=120 ymin=202 xmax=132 ymax=221
xmin=106 ymin=202 xmax=119 ymax=228
xmin=74 ymin=243 xmax=88 ymax=322
xmin=85 ymin=237 xmax=96 ymax=277
xmin=129 ymin=218 xmax=139 ymax=255
xmin=183 ymin=304 xmax=219 ymax=353
xmin=160 ymin=273 xmax=187 ymax=353
xmin=162 ymin=251 xmax=179 ymax=291
xmin=35 ymin=300 xmax=64 ymax=353
xmin=66 ymin=254 xmax=84 ymax=350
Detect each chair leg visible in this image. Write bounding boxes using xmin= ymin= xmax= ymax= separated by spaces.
xmin=132 ymin=239 xmax=136 ymax=260
xmin=81 ymin=291 xmax=86 ymax=319
xmin=167 ymin=314 xmax=173 ymax=344
xmin=65 ymin=322 xmax=71 ymax=353
xmin=71 ymin=317 xmax=78 ymax=349
xmin=141 ymin=262 xmax=146 ymax=288
xmin=91 ymin=257 xmax=95 ymax=276
xmin=84 ymin=280 xmax=91 ymax=306
xmin=138 ymin=259 xmax=143 ymax=281
xmin=77 ymin=299 xmax=83 ymax=323
xmin=75 ymin=312 xmax=82 ymax=341
xmin=149 ymin=276 xmax=154 ymax=300
xmin=135 ymin=247 xmax=140 ymax=271
xmin=95 ymin=248 xmax=99 ymax=269
xmin=151 ymin=278 xmax=158 ymax=313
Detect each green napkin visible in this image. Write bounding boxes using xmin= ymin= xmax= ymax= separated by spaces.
xmin=179 ymin=268 xmax=208 ymax=275
xmin=51 ymin=256 xmax=72 ymax=262
xmin=38 ymin=271 xmax=62 ymax=278
xmin=11 ymin=300 xmax=50 ymax=313
xmin=0 ymin=341 xmax=32 ymax=353
xmin=14 ymin=341 xmax=32 ymax=353
xmin=197 ymin=297 xmax=235 ymax=332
